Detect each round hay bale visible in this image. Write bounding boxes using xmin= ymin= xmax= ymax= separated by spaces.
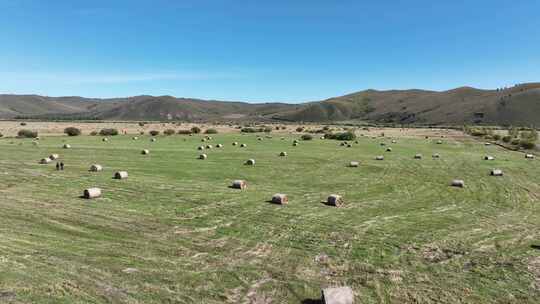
xmin=40 ymin=157 xmax=52 ymax=164
xmin=102 ymin=138 xmax=109 ymax=142
xmin=216 ymin=144 xmax=223 ymax=148
xmin=437 ymin=140 xmax=443 ymax=144
xmin=293 ymin=142 xmax=299 ymax=146
xmin=198 ymin=146 xmax=205 ymax=150
xmin=386 ymin=147 xmax=392 ymax=152
xmin=279 ymin=151 xmax=287 ymax=157
xmin=232 ymin=142 xmax=238 ymax=146
xmin=391 ymin=140 xmax=397 ymax=144
xmin=271 ymin=193 xmax=288 ymax=205
xmin=375 ymin=155 xmax=384 ymax=160
xmin=141 ymin=149 xmax=150 ymax=155
xmin=320 ymin=136 xmax=325 ymax=140
xmin=281 ymin=137 xmax=285 ymax=140
xmin=414 ymin=154 xmax=423 ymax=159
xmin=432 ymin=153 xmax=440 ymax=159
xmin=240 ymin=144 xmax=247 ymax=148
xmin=63 ymin=144 xmax=71 ymax=149
xmin=89 ymin=164 xmax=103 ymax=172
xmin=380 ymin=142 xmax=386 ymax=146
xmin=201 ymin=138 xmax=207 ymax=142
xmin=257 ymin=137 xmax=263 ymax=141
xmin=49 ymin=154 xmax=59 ymax=160
xmin=207 ymin=136 xmax=213 ymax=140
xmin=321 ymin=286 xmax=354 ymax=304
xmin=485 ymin=142 xmax=491 ymax=146
xmin=232 ymin=180 xmax=247 ymax=190
xmin=151 ymin=138 xmax=157 ymax=142
xmin=132 ymin=136 xmax=138 ymax=140
xmin=451 ymin=179 xmax=464 ymax=188
xmin=114 ymin=171 xmax=128 ymax=179
xmin=245 ymin=159 xmax=256 ymax=165
xmin=327 ymin=194 xmax=344 ymax=207
xmin=346 ymin=144 xmax=352 ymax=148
xmin=199 ymin=154 xmax=207 ymax=160
xmin=340 ymin=142 xmax=346 ymax=147
xmin=525 ymin=154 xmax=535 ymax=159
xmin=484 ymin=155 xmax=495 ymax=161
xmin=491 ymin=169 xmax=503 ymax=176
xmin=83 ymin=187 xmax=102 ymax=199
xmin=349 ymin=161 xmax=359 ymax=167
xmin=206 ymin=144 xmax=213 ymax=149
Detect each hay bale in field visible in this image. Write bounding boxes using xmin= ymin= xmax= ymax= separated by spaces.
xmin=346 ymin=144 xmax=352 ymax=148
xmin=151 ymin=138 xmax=156 ymax=142
xmin=232 ymin=180 xmax=247 ymax=190
xmin=245 ymin=159 xmax=256 ymax=165
xmin=451 ymin=179 xmax=464 ymax=188
xmin=132 ymin=136 xmax=138 ymax=140
xmin=321 ymin=286 xmax=354 ymax=304
xmin=102 ymin=138 xmax=109 ymax=142
xmin=437 ymin=140 xmax=443 ymax=144
xmin=40 ymin=157 xmax=52 ymax=164
xmin=340 ymin=142 xmax=346 ymax=146
xmin=83 ymin=187 xmax=102 ymax=199
xmin=375 ymin=155 xmax=384 ymax=160
xmin=63 ymin=144 xmax=71 ymax=149
xmin=380 ymin=142 xmax=386 ymax=146
xmin=327 ymin=194 xmax=344 ymax=207
xmin=114 ymin=171 xmax=128 ymax=179
xmin=141 ymin=149 xmax=150 ymax=155
xmin=391 ymin=140 xmax=397 ymax=144
xmin=233 ymin=142 xmax=238 ymax=146
xmin=293 ymin=142 xmax=299 ymax=146
xmin=432 ymin=153 xmax=440 ymax=159
xmin=279 ymin=151 xmax=287 ymax=157
xmin=349 ymin=161 xmax=359 ymax=167
xmin=414 ymin=154 xmax=423 ymax=159
xmin=525 ymin=154 xmax=535 ymax=159
xmin=484 ymin=155 xmax=495 ymax=161
xmin=49 ymin=154 xmax=59 ymax=160
xmin=485 ymin=142 xmax=491 ymax=146
xmin=216 ymin=144 xmax=223 ymax=148
xmin=198 ymin=146 xmax=205 ymax=150
xmin=206 ymin=144 xmax=213 ymax=149
xmin=491 ymin=169 xmax=503 ymax=176
xmin=320 ymin=136 xmax=325 ymax=140
xmin=271 ymin=193 xmax=288 ymax=205
xmin=386 ymin=147 xmax=392 ymax=152
xmin=199 ymin=154 xmax=207 ymax=160
xmin=201 ymin=138 xmax=207 ymax=142
xmin=257 ymin=137 xmax=263 ymax=141
xmin=240 ymin=143 xmax=247 ymax=148
xmin=89 ymin=164 xmax=103 ymax=172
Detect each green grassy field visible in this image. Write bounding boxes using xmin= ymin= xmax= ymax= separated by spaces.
xmin=0 ymin=133 xmax=539 ymax=303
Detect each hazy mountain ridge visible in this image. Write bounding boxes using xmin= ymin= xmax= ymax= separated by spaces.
xmin=2 ymin=83 xmax=540 ymax=125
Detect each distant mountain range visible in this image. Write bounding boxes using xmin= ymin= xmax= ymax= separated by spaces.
xmin=2 ymin=83 xmax=540 ymax=125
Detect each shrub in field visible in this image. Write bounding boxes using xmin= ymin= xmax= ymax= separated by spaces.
xmin=164 ymin=129 xmax=176 ymax=136
xmin=0 ymin=133 xmax=3 ymax=137
xmin=493 ymin=134 xmax=501 ymax=141
xmin=90 ymin=131 xmax=98 ymax=136
xmin=502 ymin=135 xmax=512 ymax=143
xmin=204 ymin=128 xmax=218 ymax=134
xmin=20 ymin=122 xmax=27 ymax=126
xmin=64 ymin=127 xmax=82 ymax=136
xmin=17 ymin=129 xmax=38 ymax=138
xmin=177 ymin=130 xmax=192 ymax=135
xmin=263 ymin=127 xmax=272 ymax=133
xmin=241 ymin=127 xmax=259 ymax=133
xmin=301 ymin=134 xmax=313 ymax=140
xmin=511 ymin=138 xmax=520 ymax=145
xmin=191 ymin=127 xmax=201 ymax=134
xmin=99 ymin=128 xmax=119 ymax=136
xmin=520 ymin=140 xmax=536 ymax=149
xmin=326 ymin=131 xmax=356 ymax=141
xmin=138 ymin=122 xmax=145 ymax=127
xmin=149 ymin=130 xmax=160 ymax=136
xmin=296 ymin=127 xmax=304 ymax=132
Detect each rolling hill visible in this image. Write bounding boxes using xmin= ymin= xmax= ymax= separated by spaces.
xmin=2 ymin=83 xmax=540 ymax=125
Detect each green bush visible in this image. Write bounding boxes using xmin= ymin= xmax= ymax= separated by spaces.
xmin=177 ymin=129 xmax=192 ymax=135
xmin=17 ymin=129 xmax=38 ymax=138
xmin=263 ymin=127 xmax=272 ymax=133
xmin=204 ymin=128 xmax=218 ymax=134
xmin=0 ymin=133 xmax=3 ymax=138
xmin=149 ymin=130 xmax=160 ymax=136
xmin=191 ymin=127 xmax=201 ymax=134
xmin=502 ymin=136 xmax=512 ymax=143
xmin=20 ymin=122 xmax=27 ymax=126
xmin=164 ymin=129 xmax=176 ymax=136
xmin=326 ymin=131 xmax=356 ymax=141
xmin=511 ymin=138 xmax=521 ymax=145
xmin=301 ymin=134 xmax=313 ymax=140
xmin=296 ymin=127 xmax=304 ymax=132
xmin=520 ymin=140 xmax=536 ymax=149
xmin=64 ymin=127 xmax=82 ymax=136
xmin=493 ymin=134 xmax=501 ymax=141
xmin=90 ymin=131 xmax=98 ymax=136
xmin=138 ymin=122 xmax=145 ymax=127
xmin=99 ymin=128 xmax=119 ymax=136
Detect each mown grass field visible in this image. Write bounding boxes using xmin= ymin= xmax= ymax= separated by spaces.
xmin=0 ymin=132 xmax=539 ymax=303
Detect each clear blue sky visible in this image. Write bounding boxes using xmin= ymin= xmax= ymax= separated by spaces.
xmin=1 ymin=0 xmax=539 ymax=102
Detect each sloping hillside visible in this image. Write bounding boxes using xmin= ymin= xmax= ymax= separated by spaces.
xmin=2 ymin=83 xmax=540 ymax=125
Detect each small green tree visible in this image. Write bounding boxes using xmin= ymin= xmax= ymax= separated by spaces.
xmin=191 ymin=126 xmax=201 ymax=134
xmin=64 ymin=127 xmax=82 ymax=136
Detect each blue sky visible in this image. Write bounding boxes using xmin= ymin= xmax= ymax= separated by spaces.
xmin=1 ymin=0 xmax=539 ymax=102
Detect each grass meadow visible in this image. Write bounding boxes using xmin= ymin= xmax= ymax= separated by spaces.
xmin=0 ymin=132 xmax=539 ymax=303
